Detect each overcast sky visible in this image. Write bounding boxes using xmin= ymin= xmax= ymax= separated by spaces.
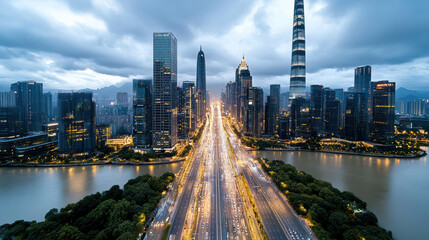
xmin=0 ymin=0 xmax=428 ymax=95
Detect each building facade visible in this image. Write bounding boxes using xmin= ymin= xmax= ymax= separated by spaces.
xmin=152 ymin=32 xmax=178 ymax=151
xmin=310 ymin=85 xmax=324 ymax=137
xmin=196 ymin=46 xmax=206 ymax=124
xmin=371 ymin=81 xmax=396 ymax=143
xmin=58 ymin=92 xmax=96 ymax=155
xmin=289 ymin=0 xmax=306 ymax=102
xmin=354 ymin=65 xmax=372 ymax=140
xmin=11 ymin=81 xmax=43 ymax=133
xmin=133 ymin=79 xmax=152 ymax=149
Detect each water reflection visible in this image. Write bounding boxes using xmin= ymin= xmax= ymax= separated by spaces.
xmin=0 ymin=163 xmax=182 ymax=225
xmin=252 ymin=148 xmax=429 ymax=240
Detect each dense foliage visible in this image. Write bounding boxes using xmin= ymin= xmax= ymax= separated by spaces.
xmin=257 ymin=157 xmax=393 ymax=240
xmin=0 ymin=173 xmax=175 ymax=240
xmin=115 ymin=147 xmax=177 ymax=162
xmin=231 ymin=123 xmax=284 ymax=150
xmin=179 ymin=145 xmax=193 ymax=157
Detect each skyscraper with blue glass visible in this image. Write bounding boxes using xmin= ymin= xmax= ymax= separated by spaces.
xmin=196 ymin=46 xmax=206 ymax=124
xmin=289 ymin=0 xmax=306 ymax=102
xmin=152 ymin=32 xmax=178 ymax=151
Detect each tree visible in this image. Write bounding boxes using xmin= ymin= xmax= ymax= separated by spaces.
xmin=56 ymin=224 xmax=85 ymax=240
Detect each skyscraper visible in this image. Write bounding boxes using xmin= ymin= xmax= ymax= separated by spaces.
xmin=236 ymin=57 xmax=252 ymax=130
xmin=43 ymin=92 xmax=53 ymax=123
xmin=310 ymin=85 xmax=324 ymax=137
xmin=58 ymin=92 xmax=96 ymax=154
xmin=133 ymin=79 xmax=152 ymax=149
xmin=182 ymin=81 xmax=196 ymax=134
xmin=324 ymin=88 xmax=340 ymax=137
xmin=265 ymin=96 xmax=279 ymax=136
xmin=289 ymin=0 xmax=306 ymax=102
xmin=354 ymin=65 xmax=372 ymax=140
xmin=10 ymin=81 xmax=43 ymax=133
xmin=371 ymin=81 xmax=395 ymax=143
xmin=152 ymin=32 xmax=178 ymax=151
xmin=225 ymin=81 xmax=236 ymax=117
xmin=290 ymin=97 xmax=311 ymax=138
xmin=196 ymin=46 xmax=206 ymax=124
xmin=247 ymin=87 xmax=264 ymax=137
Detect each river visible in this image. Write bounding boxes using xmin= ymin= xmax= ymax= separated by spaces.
xmin=0 ymin=163 xmax=182 ymax=225
xmin=252 ymin=147 xmax=429 ymax=240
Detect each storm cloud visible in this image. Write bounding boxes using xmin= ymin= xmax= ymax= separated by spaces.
xmin=0 ymin=0 xmax=428 ymax=93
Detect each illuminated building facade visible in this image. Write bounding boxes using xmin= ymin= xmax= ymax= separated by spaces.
xmin=11 ymin=81 xmax=43 ymax=133
xmin=290 ymin=97 xmax=311 ymax=138
xmin=133 ymin=79 xmax=152 ymax=149
xmin=196 ymin=46 xmax=206 ymax=124
xmin=310 ymin=85 xmax=324 ymax=137
xmin=247 ymin=87 xmax=264 ymax=137
xmin=289 ymin=0 xmax=306 ymax=102
xmin=354 ymin=65 xmax=372 ymax=140
xmin=371 ymin=81 xmax=396 ymax=143
xmin=152 ymin=32 xmax=178 ymax=151
xmin=58 ymin=92 xmax=96 ymax=155
xmin=236 ymin=57 xmax=252 ymax=130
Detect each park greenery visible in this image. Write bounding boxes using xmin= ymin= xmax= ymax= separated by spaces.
xmin=0 ymin=173 xmax=175 ymax=240
xmin=114 ymin=147 xmax=177 ymax=162
xmin=257 ymin=157 xmax=393 ymax=240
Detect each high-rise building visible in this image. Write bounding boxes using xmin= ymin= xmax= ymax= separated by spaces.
xmin=278 ymin=112 xmax=290 ymax=140
xmin=334 ymin=89 xmax=345 ymax=133
xmin=0 ymin=91 xmax=16 ymax=107
xmin=58 ymin=92 xmax=96 ymax=154
xmin=247 ymin=87 xmax=264 ymax=137
xmin=324 ymin=88 xmax=340 ymax=137
xmin=236 ymin=57 xmax=252 ymax=130
xmin=225 ymin=81 xmax=237 ymax=117
xmin=265 ymin=96 xmax=279 ymax=136
xmin=344 ymin=92 xmax=366 ymax=141
xmin=280 ymin=92 xmax=289 ymax=112
xmin=182 ymin=81 xmax=196 ymax=134
xmin=11 ymin=81 xmax=43 ymax=133
xmin=354 ymin=65 xmax=372 ymax=140
xmin=270 ymin=84 xmax=281 ymax=111
xmin=310 ymin=85 xmax=324 ymax=137
xmin=133 ymin=79 xmax=152 ymax=149
xmin=152 ymin=32 xmax=178 ymax=151
xmin=196 ymin=46 xmax=206 ymax=124
xmin=289 ymin=0 xmax=306 ymax=102
xmin=371 ymin=81 xmax=395 ymax=143
xmin=43 ymin=92 xmax=53 ymax=123
xmin=96 ymin=124 xmax=112 ymax=149
xmin=290 ymin=97 xmax=311 ymax=138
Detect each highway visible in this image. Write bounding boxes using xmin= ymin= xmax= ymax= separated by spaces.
xmin=146 ymin=103 xmax=315 ymax=240
xmin=224 ymin=116 xmax=315 ymax=240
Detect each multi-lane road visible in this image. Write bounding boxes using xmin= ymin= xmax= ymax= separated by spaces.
xmin=146 ymin=103 xmax=315 ymax=240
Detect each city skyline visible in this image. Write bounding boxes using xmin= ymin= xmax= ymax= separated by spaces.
xmin=1 ymin=0 xmax=429 ymax=95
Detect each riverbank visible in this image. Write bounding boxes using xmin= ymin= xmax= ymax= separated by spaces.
xmin=0 ymin=158 xmax=185 ymax=168
xmin=247 ymin=147 xmax=427 ymax=159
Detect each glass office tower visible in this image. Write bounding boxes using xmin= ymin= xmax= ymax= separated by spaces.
xmin=133 ymin=79 xmax=152 ymax=149
xmin=196 ymin=46 xmax=206 ymax=124
xmin=354 ymin=65 xmax=372 ymax=140
xmin=371 ymin=81 xmax=396 ymax=143
xmin=289 ymin=0 xmax=306 ymax=102
xmin=58 ymin=92 xmax=96 ymax=155
xmin=10 ymin=81 xmax=43 ymax=133
xmin=152 ymin=32 xmax=178 ymax=151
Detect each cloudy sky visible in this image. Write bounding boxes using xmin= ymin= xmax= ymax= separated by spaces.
xmin=1 ymin=0 xmax=428 ymax=96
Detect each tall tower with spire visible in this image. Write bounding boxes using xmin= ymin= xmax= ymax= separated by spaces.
xmin=289 ymin=0 xmax=306 ymax=102
xmin=196 ymin=46 xmax=206 ymax=124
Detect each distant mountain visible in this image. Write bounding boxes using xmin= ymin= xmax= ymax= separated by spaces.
xmin=94 ymin=82 xmax=132 ymax=97
xmin=396 ymin=87 xmax=429 ymax=101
